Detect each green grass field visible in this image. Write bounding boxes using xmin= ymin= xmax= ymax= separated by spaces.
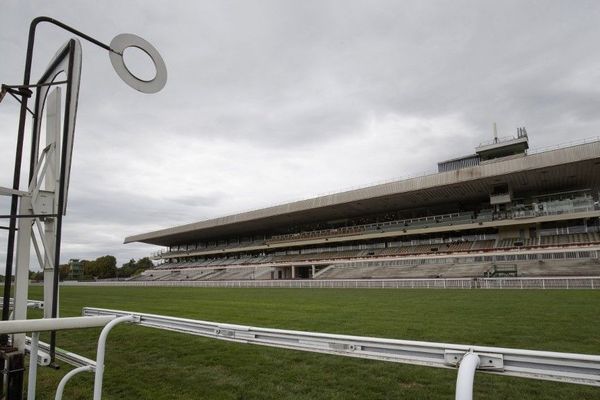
xmin=10 ymin=286 xmax=600 ymax=399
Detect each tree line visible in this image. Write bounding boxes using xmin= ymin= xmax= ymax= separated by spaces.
xmin=29 ymin=255 xmax=153 ymax=281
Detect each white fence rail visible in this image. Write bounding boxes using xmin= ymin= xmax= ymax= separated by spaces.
xmin=83 ymin=306 xmax=600 ymax=395
xmin=4 ymin=304 xmax=599 ymax=399
xmin=479 ymin=277 xmax=599 ymax=289
xmin=51 ymin=276 xmax=600 ymax=289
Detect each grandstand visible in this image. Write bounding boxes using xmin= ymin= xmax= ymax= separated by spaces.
xmin=125 ymin=130 xmax=600 ymax=281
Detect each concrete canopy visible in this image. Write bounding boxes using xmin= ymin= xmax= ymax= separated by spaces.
xmin=125 ymin=141 xmax=600 ymax=247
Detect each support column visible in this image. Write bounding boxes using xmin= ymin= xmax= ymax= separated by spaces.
xmin=13 ymin=196 xmax=33 ymax=351
xmin=43 ymin=88 xmax=60 ymax=319
xmin=311 ymin=265 xmax=316 ymax=278
xmin=291 ymin=266 xmax=295 ymax=279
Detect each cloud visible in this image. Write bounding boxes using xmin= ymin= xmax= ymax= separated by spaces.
xmin=2 ymin=0 xmax=600 ymax=271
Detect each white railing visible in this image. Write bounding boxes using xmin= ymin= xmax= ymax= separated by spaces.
xmin=479 ymin=277 xmax=599 ymax=289
xmin=82 ymin=306 xmax=600 ymax=400
xmin=52 ymin=277 xmax=600 ymax=289
xmin=4 ymin=304 xmax=599 ymax=399
xmin=0 ymin=314 xmax=137 ymax=400
xmin=528 ymin=136 xmax=600 ymax=155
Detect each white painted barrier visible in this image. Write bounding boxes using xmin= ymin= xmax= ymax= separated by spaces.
xmin=8 ymin=304 xmax=598 ymax=399
xmin=50 ymin=276 xmax=600 ymax=289
xmin=83 ymin=306 xmax=600 ymax=400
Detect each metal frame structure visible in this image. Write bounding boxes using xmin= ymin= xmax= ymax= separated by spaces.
xmin=0 ymin=16 xmax=166 ymax=398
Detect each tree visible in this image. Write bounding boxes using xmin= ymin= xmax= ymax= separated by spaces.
xmin=29 ymin=270 xmax=44 ymax=281
xmin=118 ymin=257 xmax=153 ymax=278
xmin=135 ymin=257 xmax=153 ymax=271
xmin=95 ymin=255 xmax=117 ymax=279
xmin=83 ymin=255 xmax=117 ymax=279
xmin=59 ymin=264 xmax=70 ymax=281
xmin=118 ymin=259 xmax=137 ymax=278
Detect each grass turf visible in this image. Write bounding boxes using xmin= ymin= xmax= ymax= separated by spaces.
xmin=8 ymin=286 xmax=600 ymax=399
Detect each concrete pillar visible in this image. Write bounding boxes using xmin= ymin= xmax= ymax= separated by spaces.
xmin=311 ymin=265 xmax=316 ymax=278
xmin=291 ymin=266 xmax=295 ymax=279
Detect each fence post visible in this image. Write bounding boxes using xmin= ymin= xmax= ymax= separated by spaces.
xmin=455 ymin=351 xmax=480 ymax=400
xmin=93 ymin=315 xmax=136 ymax=400
xmin=27 ymin=332 xmax=40 ymax=400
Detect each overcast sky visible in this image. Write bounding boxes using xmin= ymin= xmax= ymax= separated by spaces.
xmin=1 ymin=1 xmax=600 ymax=271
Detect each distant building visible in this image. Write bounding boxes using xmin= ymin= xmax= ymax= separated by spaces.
xmin=67 ymin=259 xmax=84 ymax=281
xmin=126 ymin=130 xmax=600 ymax=281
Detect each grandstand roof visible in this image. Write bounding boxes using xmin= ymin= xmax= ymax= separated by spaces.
xmin=125 ymin=140 xmax=600 ymax=246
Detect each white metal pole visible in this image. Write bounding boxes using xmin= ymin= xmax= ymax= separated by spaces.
xmin=13 ymin=195 xmax=33 ymax=351
xmin=55 ymin=365 xmax=93 ymax=400
xmin=0 ymin=316 xmax=115 ymax=335
xmin=93 ymin=315 xmax=136 ymax=400
xmin=455 ymin=351 xmax=480 ymax=400
xmin=27 ymin=332 xmax=40 ymax=400
xmin=44 ymin=88 xmax=60 ymax=319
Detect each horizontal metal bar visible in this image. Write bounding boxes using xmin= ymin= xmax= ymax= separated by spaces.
xmin=25 ymin=337 xmax=96 ymax=369
xmin=3 ymin=80 xmax=68 ymax=89
xmin=83 ymin=307 xmax=600 ymax=387
xmin=0 ymin=299 xmax=44 ymax=309
xmin=0 ymin=316 xmax=116 ymax=335
xmin=7 ymin=91 xmax=36 ymax=115
xmin=57 ymin=276 xmax=600 ymax=290
xmin=0 ymin=187 xmax=29 ymax=197
xmin=32 ymin=16 xmax=117 ymax=54
xmin=28 ymin=300 xmax=44 ymax=309
xmin=0 ymin=214 xmax=58 ymax=219
xmin=0 ymin=84 xmax=32 ymax=98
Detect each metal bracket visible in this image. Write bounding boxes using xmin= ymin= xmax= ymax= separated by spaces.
xmin=35 ymin=191 xmax=54 ymax=216
xmin=445 ymin=350 xmax=504 ymax=370
xmin=215 ymin=328 xmax=235 ymax=338
xmin=24 ymin=345 xmax=50 ymax=367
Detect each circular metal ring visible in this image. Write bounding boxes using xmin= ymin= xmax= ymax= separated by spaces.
xmin=109 ymin=33 xmax=167 ymax=94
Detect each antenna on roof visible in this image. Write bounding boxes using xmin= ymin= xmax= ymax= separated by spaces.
xmin=493 ymin=122 xmax=498 ymax=143
xmin=517 ymin=127 xmax=528 ymax=138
